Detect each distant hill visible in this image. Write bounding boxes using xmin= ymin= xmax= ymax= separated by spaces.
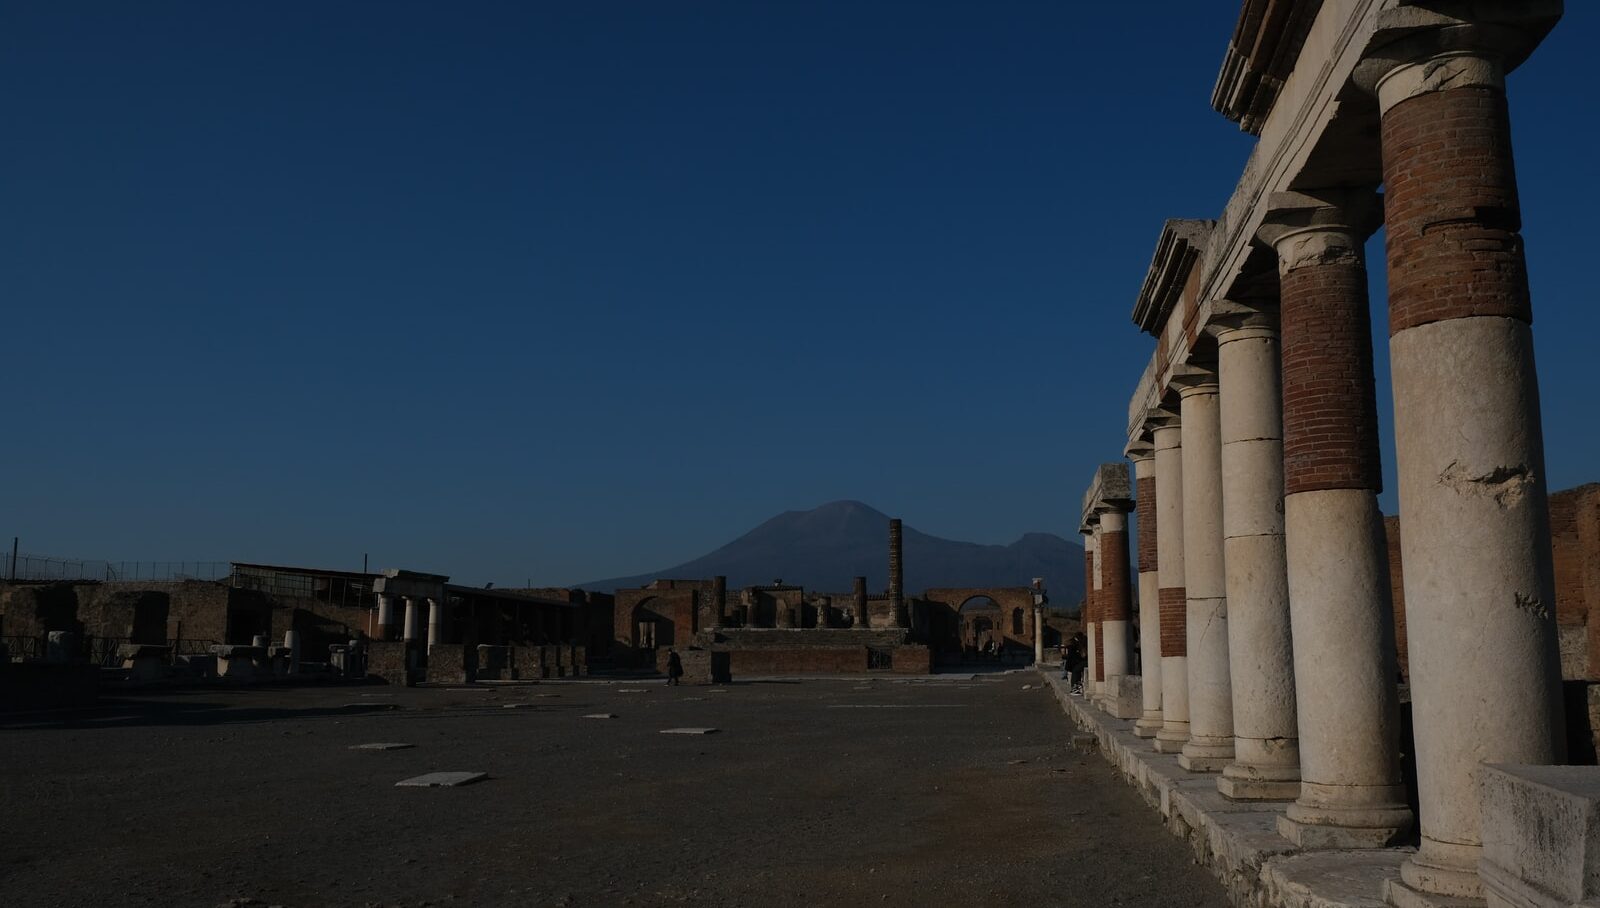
xmin=577 ymin=500 xmax=1084 ymax=598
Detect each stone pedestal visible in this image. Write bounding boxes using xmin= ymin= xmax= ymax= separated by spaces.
xmin=1176 ymin=379 xmax=1234 ymax=773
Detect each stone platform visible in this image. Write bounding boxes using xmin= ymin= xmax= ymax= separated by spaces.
xmin=1040 ymin=669 xmax=1412 ymax=908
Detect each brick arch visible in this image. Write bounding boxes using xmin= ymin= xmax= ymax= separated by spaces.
xmin=921 ymin=587 xmax=1039 ymax=655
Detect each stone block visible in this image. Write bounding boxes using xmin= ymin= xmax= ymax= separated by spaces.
xmin=394 ymin=771 xmax=486 ymax=788
xmin=367 ymin=641 xmax=413 ymax=686
xmin=1479 ymin=763 xmax=1600 ymax=908
xmin=1104 ymin=673 xmax=1143 ymax=719
xmin=676 ymin=650 xmax=713 ymax=685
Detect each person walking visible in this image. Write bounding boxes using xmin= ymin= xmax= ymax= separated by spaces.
xmin=666 ymin=649 xmax=684 ymax=686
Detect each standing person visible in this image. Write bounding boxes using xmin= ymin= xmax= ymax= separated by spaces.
xmin=1066 ymin=635 xmax=1087 ymax=694
xmin=666 ymin=649 xmax=684 ymax=686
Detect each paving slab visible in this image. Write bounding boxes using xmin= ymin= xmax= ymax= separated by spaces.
xmin=582 ymin=713 xmax=617 ymax=719
xmin=348 ymin=742 xmax=415 ymax=751
xmin=395 ymin=772 xmax=487 ymax=788
xmin=660 ymin=727 xmax=720 ymax=735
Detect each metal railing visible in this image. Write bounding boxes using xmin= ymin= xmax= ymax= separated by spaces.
xmin=2 ymin=554 xmax=230 ymax=583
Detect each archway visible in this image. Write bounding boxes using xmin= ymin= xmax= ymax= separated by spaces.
xmin=632 ymin=597 xmax=675 ymax=649
xmin=958 ymin=596 xmax=1003 ymax=657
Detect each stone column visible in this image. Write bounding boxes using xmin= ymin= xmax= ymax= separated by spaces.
xmin=1367 ymin=45 xmax=1566 ymax=902
xmin=1261 ymin=191 xmax=1411 ymax=848
xmin=1153 ymin=423 xmax=1189 ymax=752
xmin=852 ymin=576 xmax=869 ymax=629
xmin=283 ymin=630 xmax=301 ymax=674
xmin=427 ymin=597 xmax=443 ymax=648
xmin=1176 ymin=377 xmax=1234 ymax=772
xmin=376 ymin=594 xmax=394 ymax=642
xmin=888 ymin=518 xmax=908 ymax=628
xmin=403 ymin=597 xmax=421 ymax=643
xmin=1215 ymin=312 xmax=1301 ymax=800
xmin=1033 ymin=606 xmax=1045 ymax=664
xmin=1099 ymin=509 xmax=1132 ymax=683
xmin=1131 ymin=451 xmax=1163 ymax=737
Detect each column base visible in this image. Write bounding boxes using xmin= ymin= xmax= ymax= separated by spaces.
xmin=1397 ymin=848 xmax=1484 ymax=901
xmin=1277 ymin=796 xmax=1413 ymax=849
xmin=1217 ymin=775 xmax=1300 ymax=801
xmin=1178 ymin=738 xmax=1235 ymax=773
xmin=1153 ymin=724 xmax=1189 ymax=753
xmin=1381 ymin=877 xmax=1484 ymax=908
xmin=1218 ymin=759 xmax=1300 ymax=800
xmin=1133 ymin=712 xmax=1163 ymax=738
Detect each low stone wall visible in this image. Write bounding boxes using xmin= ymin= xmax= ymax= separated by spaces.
xmin=727 ymin=647 xmax=868 ymax=675
xmin=1038 ymin=668 xmax=1413 ymax=908
xmin=367 ymin=641 xmax=413 ymax=686
xmin=427 ymin=644 xmax=474 ymax=684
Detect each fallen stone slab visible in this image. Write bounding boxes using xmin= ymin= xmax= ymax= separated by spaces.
xmin=660 ymin=727 xmax=720 ymax=735
xmin=394 ymin=772 xmax=486 ymax=788
xmin=348 ymin=742 xmax=415 ymax=751
xmin=583 ymin=713 xmax=618 ymax=719
xmin=501 ymin=703 xmax=536 ymax=709
xmin=617 ymin=688 xmax=650 ymax=693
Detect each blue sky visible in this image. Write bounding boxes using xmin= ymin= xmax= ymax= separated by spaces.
xmin=2 ymin=2 xmax=1594 ymax=586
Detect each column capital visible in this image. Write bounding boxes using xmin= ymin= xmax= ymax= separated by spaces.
xmin=1258 ymin=189 xmax=1383 ymax=276
xmin=1125 ymin=439 xmax=1156 ymax=463
xmin=1170 ymin=365 xmax=1219 ymax=399
xmin=1352 ymin=3 xmax=1561 ymax=108
xmin=1211 ymin=299 xmax=1280 ymax=343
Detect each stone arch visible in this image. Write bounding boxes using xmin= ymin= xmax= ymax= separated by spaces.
xmin=920 ymin=587 xmax=1041 ymax=665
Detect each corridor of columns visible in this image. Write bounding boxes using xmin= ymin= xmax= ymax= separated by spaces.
xmin=1057 ymin=2 xmax=1595 ymax=907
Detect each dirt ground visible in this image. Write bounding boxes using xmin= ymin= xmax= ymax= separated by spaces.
xmin=0 ymin=672 xmax=1228 ymax=908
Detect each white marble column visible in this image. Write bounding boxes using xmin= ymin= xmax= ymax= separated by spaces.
xmin=1153 ymin=422 xmax=1190 ymax=753
xmin=403 ymin=597 xmax=421 ymax=643
xmin=1216 ymin=315 xmax=1301 ymax=800
xmin=375 ymin=594 xmax=394 ymax=641
xmin=427 ymin=597 xmax=443 ymax=648
xmin=1132 ymin=451 xmax=1163 ymax=738
xmin=1177 ymin=378 xmax=1234 ymax=772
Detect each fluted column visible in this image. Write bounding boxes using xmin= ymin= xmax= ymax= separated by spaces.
xmin=1132 ymin=451 xmax=1163 ymax=737
xmin=1176 ymin=377 xmax=1234 ymax=772
xmin=1365 ymin=43 xmax=1566 ymax=904
xmin=1261 ymin=190 xmax=1411 ymax=848
xmin=1153 ymin=423 xmax=1189 ymax=753
xmin=1216 ymin=312 xmax=1300 ymax=800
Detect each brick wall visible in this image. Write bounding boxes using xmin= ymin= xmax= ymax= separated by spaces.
xmin=1158 ymin=587 xmax=1186 ymax=658
xmin=1137 ymin=477 xmax=1158 ymax=574
xmin=1100 ymin=530 xmax=1131 ymax=623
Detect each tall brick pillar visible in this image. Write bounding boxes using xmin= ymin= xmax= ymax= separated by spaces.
xmin=1099 ymin=508 xmax=1133 ymax=684
xmin=1153 ymin=422 xmax=1190 ymax=753
xmin=852 ymin=576 xmax=869 ymax=630
xmin=712 ymin=575 xmax=727 ymax=628
xmin=1175 ymin=375 xmax=1234 ymax=773
xmin=1132 ymin=450 xmax=1164 ymax=738
xmin=1215 ymin=310 xmax=1301 ymax=800
xmin=1088 ymin=527 xmax=1100 ymax=690
xmin=1260 ymin=190 xmax=1411 ymax=848
xmin=1089 ymin=527 xmax=1103 ymax=697
xmin=888 ymin=518 xmax=908 ymax=628
xmin=1366 ymin=41 xmax=1565 ymax=904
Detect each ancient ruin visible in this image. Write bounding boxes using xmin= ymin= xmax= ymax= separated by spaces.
xmin=1055 ymin=2 xmax=1600 ymax=906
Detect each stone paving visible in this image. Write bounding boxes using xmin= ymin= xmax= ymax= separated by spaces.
xmin=0 ymin=675 xmax=1229 ymax=907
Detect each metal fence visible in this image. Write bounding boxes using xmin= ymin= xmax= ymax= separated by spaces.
xmin=2 ymin=554 xmax=231 ymax=583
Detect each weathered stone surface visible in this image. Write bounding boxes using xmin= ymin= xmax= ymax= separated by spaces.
xmin=348 ymin=743 xmax=414 ymax=751
xmin=1479 ymin=764 xmax=1600 ymax=908
xmin=394 ymin=772 xmax=486 ymax=788
xmin=659 ymin=728 xmax=719 ymax=736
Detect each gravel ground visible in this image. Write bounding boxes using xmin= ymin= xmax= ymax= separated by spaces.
xmin=0 ymin=672 xmax=1228 ymax=908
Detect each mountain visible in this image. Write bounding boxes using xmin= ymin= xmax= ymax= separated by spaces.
xmin=577 ymin=500 xmax=1084 ymax=598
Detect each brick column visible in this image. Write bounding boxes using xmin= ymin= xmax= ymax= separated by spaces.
xmin=852 ymin=576 xmax=868 ymax=630
xmin=888 ymin=518 xmax=908 ymax=628
xmin=1085 ymin=528 xmax=1101 ymax=697
xmin=1153 ymin=423 xmax=1189 ymax=753
xmin=712 ymin=575 xmax=727 ymax=628
xmin=1215 ymin=312 xmax=1301 ymax=800
xmin=1176 ymin=377 xmax=1234 ymax=773
xmin=1132 ymin=451 xmax=1163 ymax=737
xmin=1371 ymin=47 xmax=1565 ymax=903
xmin=1099 ymin=508 xmax=1133 ymax=684
xmin=1261 ymin=191 xmax=1411 ymax=847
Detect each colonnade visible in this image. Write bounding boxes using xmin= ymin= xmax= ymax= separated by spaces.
xmin=1082 ymin=21 xmax=1567 ymax=905
xmin=372 ymin=593 xmax=444 ymax=647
